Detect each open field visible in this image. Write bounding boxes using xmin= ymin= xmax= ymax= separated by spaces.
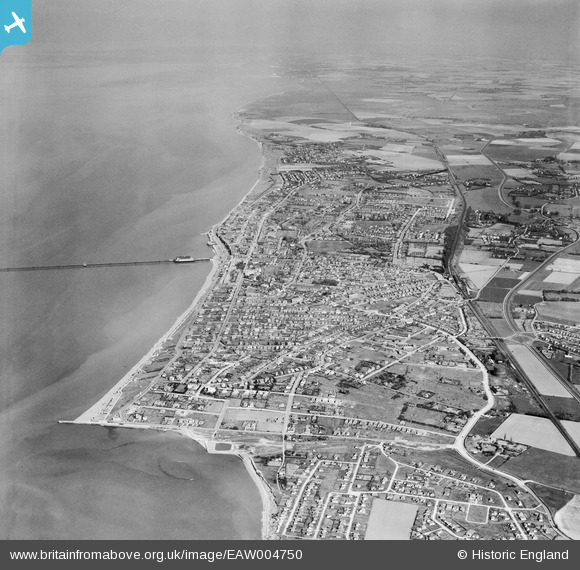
xmin=503 ymin=168 xmax=538 ymax=180
xmin=466 ymin=504 xmax=489 ymax=524
xmin=364 ymin=499 xmax=418 ymax=540
xmin=519 ymin=271 xmax=573 ymax=293
xmin=558 ymin=153 xmax=580 ymax=162
xmin=555 ymin=495 xmax=580 ymax=540
xmin=307 ymin=240 xmax=352 ymax=253
xmin=221 ymin=407 xmax=284 ymax=433
xmin=298 ymin=379 xmax=405 ymax=424
xmin=451 ymin=165 xmax=503 ymax=185
xmin=477 ymin=301 xmax=506 ymax=318
xmin=348 ymin=149 xmax=443 ymax=171
xmin=562 ymin=419 xmax=580 ymax=446
xmin=487 ymin=276 xmax=520 ymax=289
xmin=447 ymin=155 xmax=492 ymax=166
xmin=459 ymin=249 xmax=506 ymax=265
xmin=487 ymin=139 xmax=566 ymax=163
xmin=506 ymin=344 xmax=573 ymax=398
xmin=548 ymin=257 xmax=580 ymax=274
xmin=543 ymin=396 xmax=580 ymax=422
xmin=479 ymin=286 xmax=510 ymax=303
xmin=459 ymin=263 xmax=500 ymax=290
xmin=516 ymin=289 xmax=542 ymax=297
xmin=536 ymin=301 xmax=580 ymax=326
xmin=491 ymin=413 xmax=575 ymax=456
xmin=249 ymin=119 xmax=353 ymax=142
xmin=405 ymin=364 xmax=484 ymax=408
xmin=485 ymin=318 xmax=514 ymax=338
xmin=502 ymin=448 xmax=580 ymax=494
xmin=469 ymin=416 xmax=507 ymax=437
xmin=513 ymin=293 xmax=542 ymax=306
xmin=527 ymin=483 xmax=574 ymax=516
xmin=543 ymin=272 xmax=579 ymax=286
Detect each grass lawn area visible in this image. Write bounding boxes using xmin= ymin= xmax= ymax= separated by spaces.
xmin=527 ymin=482 xmax=575 ymax=517
xmin=466 ymin=504 xmax=489 ymax=524
xmin=502 ymin=448 xmax=580 ymax=494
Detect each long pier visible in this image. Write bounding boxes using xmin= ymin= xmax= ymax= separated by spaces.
xmin=0 ymin=258 xmax=211 ymax=273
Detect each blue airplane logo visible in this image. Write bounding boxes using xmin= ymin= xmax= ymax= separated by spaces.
xmin=0 ymin=1 xmax=32 ymax=55
xmin=4 ymin=11 xmax=25 ymax=34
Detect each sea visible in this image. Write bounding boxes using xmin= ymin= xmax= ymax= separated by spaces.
xmin=0 ymin=43 xmax=287 ymax=539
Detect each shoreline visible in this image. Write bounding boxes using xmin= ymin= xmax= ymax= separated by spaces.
xmin=240 ymin=454 xmax=278 ymax=540
xmin=73 ymin=119 xmax=264 ymax=426
xmin=62 ymin=419 xmax=278 ymax=540
xmin=69 ymin=113 xmax=278 ymax=539
xmin=72 ymin=252 xmax=222 ymax=424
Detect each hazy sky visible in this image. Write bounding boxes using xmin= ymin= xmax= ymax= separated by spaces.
xmin=26 ymin=0 xmax=580 ymax=62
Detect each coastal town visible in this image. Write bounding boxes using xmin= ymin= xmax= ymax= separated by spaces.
xmin=73 ymin=57 xmax=580 ymax=540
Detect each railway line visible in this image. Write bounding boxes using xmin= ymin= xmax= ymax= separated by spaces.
xmin=439 ymin=145 xmax=580 ymax=458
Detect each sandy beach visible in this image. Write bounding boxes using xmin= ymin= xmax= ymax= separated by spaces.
xmin=73 ymin=253 xmax=222 ymax=424
xmin=74 ymin=115 xmax=268 ymax=426
xmin=241 ymin=455 xmax=279 ymax=540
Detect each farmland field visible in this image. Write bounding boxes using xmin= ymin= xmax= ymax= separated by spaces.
xmin=469 ymin=415 xmax=507 ymax=437
xmin=543 ymin=272 xmax=579 ymax=286
xmin=549 ymin=257 xmax=580 ymax=273
xmin=479 ymin=286 xmax=510 ymax=303
xmin=487 ymin=145 xmax=565 ymax=162
xmin=486 ymin=277 xmax=520 ymax=289
xmin=542 ymin=396 xmax=580 ymax=422
xmin=451 ymin=165 xmax=503 ymax=184
xmin=491 ymin=413 xmax=575 ymax=456
xmin=536 ymin=301 xmax=580 ymax=326
xmin=460 ymin=248 xmax=506 ymax=265
xmin=502 ymin=448 xmax=580 ymax=494
xmin=464 ymin=188 xmax=512 ymax=213
xmin=513 ymin=293 xmax=542 ymax=306
xmin=527 ymin=483 xmax=574 ymax=516
xmin=447 ymin=155 xmax=492 ymax=166
xmin=458 ymin=263 xmax=500 ymax=290
xmin=506 ymin=344 xmax=573 ymax=398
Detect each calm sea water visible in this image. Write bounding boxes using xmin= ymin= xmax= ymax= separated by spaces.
xmin=0 ymin=49 xmax=284 ymax=538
